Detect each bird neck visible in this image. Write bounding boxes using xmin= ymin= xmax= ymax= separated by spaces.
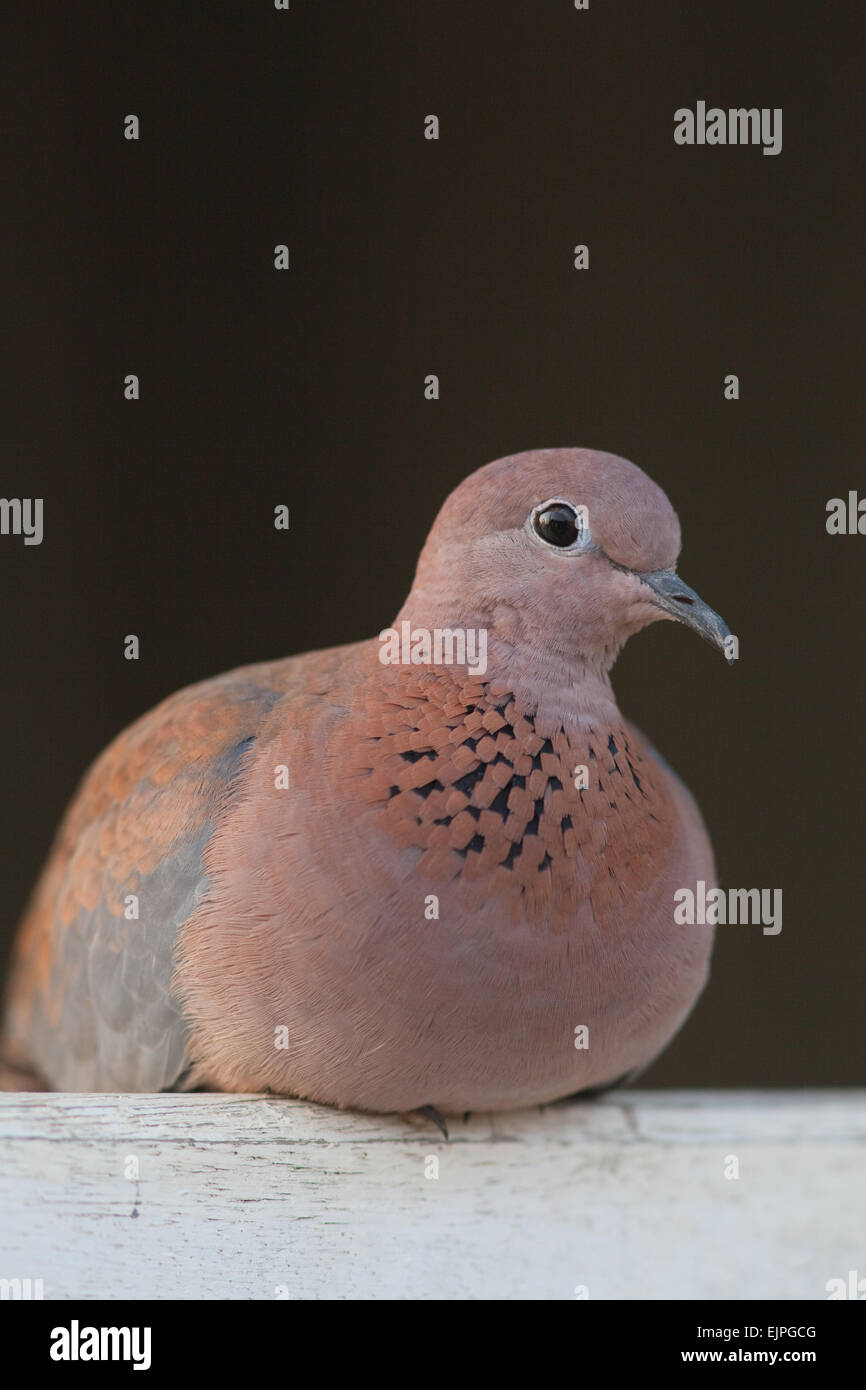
xmin=349 ymin=645 xmax=670 ymax=922
xmin=385 ymin=600 xmax=620 ymax=736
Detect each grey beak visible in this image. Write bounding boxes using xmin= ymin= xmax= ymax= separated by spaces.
xmin=636 ymin=569 xmax=733 ymax=662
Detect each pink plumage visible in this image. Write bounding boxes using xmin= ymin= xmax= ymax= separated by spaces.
xmin=2 ymin=449 xmax=731 ymax=1113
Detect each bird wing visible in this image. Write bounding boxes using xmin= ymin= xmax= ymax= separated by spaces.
xmin=622 ymin=718 xmax=716 ymax=878
xmin=2 ymin=663 xmax=285 ymax=1091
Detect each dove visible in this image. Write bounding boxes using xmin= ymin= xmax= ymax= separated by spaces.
xmin=2 ymin=448 xmax=731 ymax=1114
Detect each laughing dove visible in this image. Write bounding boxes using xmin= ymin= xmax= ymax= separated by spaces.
xmin=2 ymin=449 xmax=731 ymax=1113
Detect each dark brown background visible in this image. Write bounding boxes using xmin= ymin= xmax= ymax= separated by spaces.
xmin=2 ymin=1 xmax=862 ymax=1086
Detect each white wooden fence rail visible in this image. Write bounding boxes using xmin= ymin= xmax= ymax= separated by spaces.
xmin=0 ymin=1090 xmax=863 ymax=1300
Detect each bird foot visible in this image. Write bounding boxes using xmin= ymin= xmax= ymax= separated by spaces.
xmin=406 ymin=1104 xmax=450 ymax=1140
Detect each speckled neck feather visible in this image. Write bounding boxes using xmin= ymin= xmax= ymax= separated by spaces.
xmin=352 ymin=669 xmax=674 ymax=929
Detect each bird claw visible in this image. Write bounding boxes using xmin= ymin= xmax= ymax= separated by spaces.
xmin=413 ymin=1104 xmax=450 ymax=1140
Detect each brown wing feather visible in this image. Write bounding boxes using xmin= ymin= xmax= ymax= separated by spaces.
xmin=2 ymin=664 xmax=283 ymax=1090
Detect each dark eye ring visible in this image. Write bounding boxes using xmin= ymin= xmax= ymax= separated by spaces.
xmin=530 ymin=498 xmax=589 ymax=549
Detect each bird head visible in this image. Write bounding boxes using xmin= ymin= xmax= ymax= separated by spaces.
xmin=401 ymin=448 xmax=732 ymax=676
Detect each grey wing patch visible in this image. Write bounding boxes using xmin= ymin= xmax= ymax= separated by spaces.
xmin=15 ymin=695 xmax=279 ymax=1092
xmin=36 ymin=825 xmax=213 ymax=1092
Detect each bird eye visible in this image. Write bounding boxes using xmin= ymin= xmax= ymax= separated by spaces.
xmin=531 ymin=500 xmax=585 ymax=548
